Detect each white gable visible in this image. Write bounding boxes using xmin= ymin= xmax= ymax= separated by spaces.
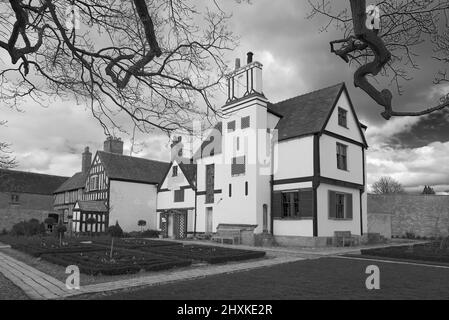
xmin=160 ymin=160 xmax=189 ymax=190
xmin=324 ymin=89 xmax=365 ymax=144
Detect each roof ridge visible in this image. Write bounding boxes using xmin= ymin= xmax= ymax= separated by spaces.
xmin=273 ymin=82 xmax=344 ymax=106
xmin=0 ymin=168 xmax=69 ymax=179
xmin=97 ymin=150 xmax=169 ymax=164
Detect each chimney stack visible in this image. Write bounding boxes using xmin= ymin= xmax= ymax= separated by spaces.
xmin=235 ymin=58 xmax=241 ymax=70
xmin=82 ymin=147 xmax=92 ymax=174
xmin=170 ymin=136 xmax=183 ymax=162
xmin=247 ymin=52 xmax=254 ymax=64
xmin=103 ymin=136 xmax=124 ymax=155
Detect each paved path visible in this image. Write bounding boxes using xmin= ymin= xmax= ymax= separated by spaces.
xmin=0 ymin=252 xmax=80 ymax=300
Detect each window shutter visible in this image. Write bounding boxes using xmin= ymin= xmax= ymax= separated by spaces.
xmin=328 ymin=191 xmax=336 ymax=218
xmin=272 ymin=192 xmax=283 ymax=218
xmin=346 ymin=193 xmax=353 ymax=219
xmin=299 ymin=190 xmax=313 ymax=218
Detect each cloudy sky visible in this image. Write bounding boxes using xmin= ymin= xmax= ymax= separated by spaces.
xmin=1 ymin=0 xmax=449 ymax=193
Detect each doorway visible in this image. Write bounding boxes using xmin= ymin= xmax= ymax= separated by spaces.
xmin=205 ymin=207 xmax=213 ymax=234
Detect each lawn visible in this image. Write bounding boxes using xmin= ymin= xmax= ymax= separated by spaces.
xmin=88 ymin=257 xmax=449 ymax=300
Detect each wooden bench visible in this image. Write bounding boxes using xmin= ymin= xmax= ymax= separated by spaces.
xmin=333 ymin=231 xmax=356 ymax=247
xmin=212 ymin=229 xmax=241 ymax=245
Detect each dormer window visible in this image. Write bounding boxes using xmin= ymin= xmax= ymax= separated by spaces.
xmin=172 ymin=166 xmax=178 ymax=177
xmin=338 ymin=107 xmax=348 ymax=128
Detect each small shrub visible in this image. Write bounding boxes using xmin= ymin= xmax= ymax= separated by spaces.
xmin=10 ymin=219 xmax=46 ymax=237
xmin=141 ymin=229 xmax=160 ymax=238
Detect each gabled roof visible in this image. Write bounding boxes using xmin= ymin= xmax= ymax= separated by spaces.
xmin=268 ymin=82 xmax=368 ymax=146
xmin=268 ymin=83 xmax=342 ymax=141
xmin=54 ymin=171 xmax=87 ymax=194
xmin=97 ymin=151 xmax=170 ymax=185
xmin=0 ymin=169 xmax=69 ymax=195
xmin=179 ymin=163 xmax=197 ymax=189
xmin=159 ymin=161 xmax=197 ymax=190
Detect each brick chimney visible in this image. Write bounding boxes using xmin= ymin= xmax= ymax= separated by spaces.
xmin=82 ymin=146 xmax=92 ymax=174
xmin=104 ymin=136 xmax=124 ymax=155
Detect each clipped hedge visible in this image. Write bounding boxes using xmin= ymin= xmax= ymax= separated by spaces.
xmin=138 ymin=244 xmax=266 ymax=264
xmin=40 ymin=250 xmax=192 ymax=276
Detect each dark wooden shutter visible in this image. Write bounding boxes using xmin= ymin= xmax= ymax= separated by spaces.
xmin=346 ymin=193 xmax=353 ymax=219
xmin=299 ymin=190 xmax=313 ymax=218
xmin=272 ymin=192 xmax=283 ymax=218
xmin=328 ymin=191 xmax=336 ymax=218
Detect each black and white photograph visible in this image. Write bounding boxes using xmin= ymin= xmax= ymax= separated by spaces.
xmin=0 ymin=0 xmax=449 ymax=308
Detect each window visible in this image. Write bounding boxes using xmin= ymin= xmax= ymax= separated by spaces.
xmin=90 ymin=175 xmax=99 ymax=190
xmin=278 ymin=190 xmax=313 ymax=219
xmin=329 ymin=191 xmax=353 ymax=220
xmin=235 ymin=137 xmax=240 ymax=151
xmin=336 ymin=143 xmax=348 ymax=170
xmin=172 ymin=166 xmax=178 ymax=177
xmin=10 ymin=194 xmax=19 ymax=204
xmin=241 ymin=116 xmax=250 ymax=129
xmin=205 ymin=164 xmax=215 ymax=204
xmin=227 ymin=120 xmax=236 ymax=132
xmin=338 ymin=107 xmax=347 ymax=127
xmin=174 ymin=189 xmax=185 ymax=202
xmin=245 ymin=181 xmax=248 ymax=196
xmin=231 ymin=156 xmax=246 ymax=176
xmin=229 ymin=184 xmax=232 ymax=197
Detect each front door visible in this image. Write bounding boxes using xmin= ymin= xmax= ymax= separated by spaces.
xmin=205 ymin=207 xmax=213 ymax=234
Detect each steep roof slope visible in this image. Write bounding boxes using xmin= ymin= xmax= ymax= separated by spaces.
xmin=54 ymin=171 xmax=87 ymax=193
xmin=268 ymin=83 xmax=345 ymax=141
xmin=0 ymin=169 xmax=69 ymax=195
xmin=97 ymin=151 xmax=170 ymax=185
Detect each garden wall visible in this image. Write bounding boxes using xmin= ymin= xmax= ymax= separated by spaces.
xmin=0 ymin=192 xmax=54 ymax=231
xmin=368 ymin=194 xmax=449 ymax=238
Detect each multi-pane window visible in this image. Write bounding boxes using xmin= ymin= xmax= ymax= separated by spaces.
xmin=279 ymin=190 xmax=313 ymax=219
xmin=336 ymin=143 xmax=348 ymax=170
xmin=90 ymin=175 xmax=99 ymax=190
xmin=231 ymin=156 xmax=246 ymax=176
xmin=241 ymin=116 xmax=250 ymax=129
xmin=174 ymin=189 xmax=184 ymax=202
xmin=172 ymin=166 xmax=178 ymax=177
xmin=10 ymin=194 xmax=19 ymax=204
xmin=227 ymin=120 xmax=236 ymax=133
xmin=329 ymin=191 xmax=353 ymax=220
xmin=338 ymin=107 xmax=347 ymax=127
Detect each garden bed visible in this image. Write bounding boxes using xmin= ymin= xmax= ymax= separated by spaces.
xmin=361 ymin=242 xmax=449 ymax=263
xmin=0 ymin=236 xmax=104 ymax=257
xmin=137 ymin=244 xmax=266 ymax=264
xmin=91 ymin=238 xmax=182 ymax=249
xmin=40 ymin=249 xmax=192 ymax=276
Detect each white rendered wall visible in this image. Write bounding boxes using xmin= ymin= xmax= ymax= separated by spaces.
xmin=316 ymin=183 xmax=362 ymax=237
xmin=273 ymin=219 xmax=313 ymax=237
xmin=274 ymin=136 xmax=314 ymax=181
xmin=324 ymin=91 xmax=364 ymax=144
xmin=108 ymin=180 xmax=158 ymax=232
xmin=319 ymin=134 xmax=363 ymax=185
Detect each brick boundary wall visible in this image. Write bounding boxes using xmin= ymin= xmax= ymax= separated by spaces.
xmin=368 ymin=194 xmax=449 ymax=238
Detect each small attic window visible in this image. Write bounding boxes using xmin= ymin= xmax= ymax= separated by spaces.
xmin=172 ymin=166 xmax=178 ymax=177
xmin=338 ymin=107 xmax=348 ymax=128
